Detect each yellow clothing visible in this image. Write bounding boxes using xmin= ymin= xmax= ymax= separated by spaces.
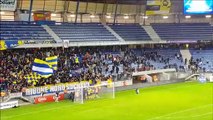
xmin=75 ymin=57 xmax=79 ymax=63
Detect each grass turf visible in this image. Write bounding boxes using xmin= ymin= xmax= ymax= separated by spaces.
xmin=1 ymin=81 xmax=213 ymax=120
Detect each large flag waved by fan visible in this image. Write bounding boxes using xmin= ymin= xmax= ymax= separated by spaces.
xmin=46 ymin=56 xmax=58 ymax=70
xmin=32 ymin=58 xmax=53 ymax=78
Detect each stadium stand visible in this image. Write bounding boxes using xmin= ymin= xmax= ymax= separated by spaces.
xmin=190 ymin=49 xmax=213 ymax=72
xmin=151 ymin=23 xmax=213 ymax=41
xmin=49 ymin=23 xmax=118 ymax=42
xmin=0 ymin=21 xmax=54 ymax=42
xmin=133 ymin=49 xmax=185 ymax=71
xmin=0 ymin=47 xmax=126 ymax=93
xmin=1 ymin=1 xmax=213 ymax=118
xmin=0 ymin=46 xmax=189 ymax=93
xmin=109 ymin=24 xmax=151 ymax=41
xmin=2 ymin=22 xmax=212 ymax=43
xmin=0 ymin=22 xmax=212 ymax=94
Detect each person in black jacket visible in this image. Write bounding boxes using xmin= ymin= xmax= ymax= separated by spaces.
xmin=70 ymin=91 xmax=75 ymax=102
xmin=55 ymin=91 xmax=59 ymax=102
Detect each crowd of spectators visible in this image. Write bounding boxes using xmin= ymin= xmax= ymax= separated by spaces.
xmin=1 ymin=44 xmax=212 ymax=93
xmin=131 ymin=49 xmax=185 ymax=71
xmin=0 ymin=46 xmax=132 ymax=93
xmin=188 ymin=55 xmax=212 ymax=73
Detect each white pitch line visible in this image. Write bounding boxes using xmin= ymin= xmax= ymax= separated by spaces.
xmin=147 ymin=104 xmax=213 ymax=120
xmin=1 ymin=103 xmax=79 ymax=120
xmin=161 ymin=112 xmax=212 ymax=119
xmin=1 ymin=99 xmax=111 ymax=120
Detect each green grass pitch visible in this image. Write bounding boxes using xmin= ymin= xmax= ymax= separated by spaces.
xmin=1 ymin=81 xmax=213 ymax=120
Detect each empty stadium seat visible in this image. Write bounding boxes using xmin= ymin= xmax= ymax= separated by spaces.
xmin=109 ymin=24 xmax=151 ymax=41
xmin=0 ymin=21 xmax=54 ymax=42
xmin=151 ymin=23 xmax=213 ymax=41
xmin=49 ymin=23 xmax=118 ymax=42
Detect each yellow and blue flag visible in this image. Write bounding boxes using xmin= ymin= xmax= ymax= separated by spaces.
xmin=24 ymin=72 xmax=41 ymax=83
xmin=32 ymin=58 xmax=53 ymax=78
xmin=146 ymin=0 xmax=171 ymax=15
xmin=46 ymin=56 xmax=58 ymax=70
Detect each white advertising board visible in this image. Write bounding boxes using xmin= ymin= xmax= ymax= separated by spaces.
xmin=0 ymin=101 xmax=18 ymax=109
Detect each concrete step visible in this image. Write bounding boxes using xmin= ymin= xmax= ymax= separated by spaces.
xmin=142 ymin=26 xmax=162 ymax=41
xmin=42 ymin=25 xmax=62 ymax=43
xmin=103 ymin=25 xmax=125 ymax=42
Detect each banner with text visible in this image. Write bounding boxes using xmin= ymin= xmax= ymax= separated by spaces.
xmin=25 ymin=82 xmax=90 ymax=96
xmin=146 ymin=0 xmax=171 ymax=15
xmin=0 ymin=0 xmax=17 ymax=11
xmin=0 ymin=101 xmax=18 ymax=109
xmin=33 ymin=12 xmax=51 ymax=21
xmin=34 ymin=94 xmax=64 ymax=104
xmin=0 ymin=40 xmax=24 ymax=50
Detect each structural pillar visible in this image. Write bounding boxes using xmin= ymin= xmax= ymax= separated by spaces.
xmin=28 ymin=0 xmax=33 ymax=23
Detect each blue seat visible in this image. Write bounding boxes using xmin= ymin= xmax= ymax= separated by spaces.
xmin=151 ymin=23 xmax=213 ymax=41
xmin=49 ymin=23 xmax=118 ymax=42
xmin=190 ymin=49 xmax=213 ymax=72
xmin=109 ymin=24 xmax=151 ymax=41
xmin=0 ymin=21 xmax=54 ymax=41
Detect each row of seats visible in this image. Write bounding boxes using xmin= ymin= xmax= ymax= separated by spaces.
xmin=49 ymin=23 xmax=118 ymax=42
xmin=0 ymin=21 xmax=54 ymax=41
xmin=109 ymin=24 xmax=151 ymax=41
xmin=151 ymin=23 xmax=213 ymax=41
xmin=1 ymin=21 xmax=212 ymax=42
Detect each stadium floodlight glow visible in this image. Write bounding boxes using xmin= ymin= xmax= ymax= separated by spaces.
xmin=90 ymin=15 xmax=95 ymax=18
xmin=70 ymin=14 xmax=75 ymax=18
xmin=0 ymin=11 xmax=5 ymax=15
xmin=124 ymin=16 xmax=129 ymax=19
xmin=163 ymin=16 xmax=168 ymax=19
xmin=51 ymin=13 xmax=57 ymax=17
xmin=185 ymin=15 xmax=191 ymax=18
xmin=205 ymin=15 xmax=212 ymax=18
xmin=143 ymin=16 xmax=148 ymax=19
xmin=106 ymin=15 xmax=111 ymax=19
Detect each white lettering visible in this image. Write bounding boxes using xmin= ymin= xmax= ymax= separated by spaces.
xmin=25 ymin=82 xmax=89 ymax=96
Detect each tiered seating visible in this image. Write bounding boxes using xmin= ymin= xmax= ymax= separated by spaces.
xmin=150 ymin=49 xmax=184 ymax=70
xmin=151 ymin=23 xmax=213 ymax=41
xmin=49 ymin=23 xmax=118 ymax=42
xmin=0 ymin=21 xmax=53 ymax=41
xmin=133 ymin=49 xmax=184 ymax=70
xmin=109 ymin=24 xmax=151 ymax=41
xmin=190 ymin=49 xmax=213 ymax=72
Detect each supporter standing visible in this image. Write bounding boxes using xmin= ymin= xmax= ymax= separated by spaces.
xmin=55 ymin=91 xmax=59 ymax=102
